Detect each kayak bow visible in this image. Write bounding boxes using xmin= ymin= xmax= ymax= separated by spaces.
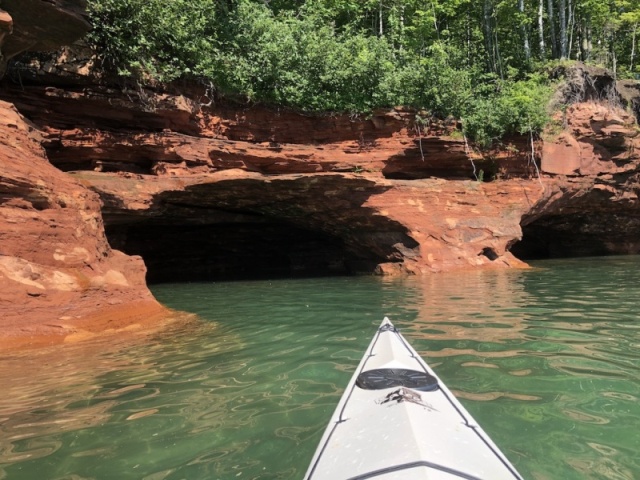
xmin=304 ymin=317 xmax=523 ymax=480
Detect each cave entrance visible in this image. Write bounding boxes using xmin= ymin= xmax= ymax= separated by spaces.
xmin=510 ymin=223 xmax=609 ymax=260
xmin=98 ymin=172 xmax=417 ymax=284
xmin=106 ymin=220 xmax=379 ymax=284
xmin=510 ymin=212 xmax=640 ymax=261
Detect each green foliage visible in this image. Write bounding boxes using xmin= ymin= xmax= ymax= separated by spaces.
xmin=85 ymin=0 xmax=567 ymax=145
xmin=379 ymin=42 xmax=474 ymax=118
xmin=462 ymin=75 xmax=553 ymax=147
xmin=87 ymin=0 xmax=220 ymax=82
xmin=206 ymin=3 xmax=398 ymax=112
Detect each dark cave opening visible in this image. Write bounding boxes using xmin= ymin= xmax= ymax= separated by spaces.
xmin=510 ymin=223 xmax=610 ymax=260
xmin=510 ymin=212 xmax=640 ymax=261
xmin=106 ymin=221 xmax=383 ymax=284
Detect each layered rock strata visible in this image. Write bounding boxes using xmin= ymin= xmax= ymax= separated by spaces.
xmin=3 ymin=0 xmax=640 ymax=348
xmin=5 ymin=75 xmax=640 ymax=286
xmin=0 ymin=1 xmax=168 ymax=349
xmin=0 ymin=98 xmax=169 ymax=349
xmin=518 ymin=101 xmax=640 ymax=258
xmin=1 ymin=82 xmax=545 ymax=279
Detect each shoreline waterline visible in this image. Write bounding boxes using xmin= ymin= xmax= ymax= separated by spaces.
xmin=1 ymin=259 xmax=639 ymax=478
xmin=0 ymin=300 xmax=194 ymax=353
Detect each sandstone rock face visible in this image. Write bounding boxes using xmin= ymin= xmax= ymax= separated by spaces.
xmin=2 ymin=2 xmax=640 ymax=349
xmin=0 ymin=0 xmax=89 ymax=76
xmin=5 ymin=72 xmax=640 ymax=287
xmin=542 ymin=103 xmax=638 ymax=176
xmin=0 ymin=2 xmax=166 ymax=349
xmin=0 ymin=82 xmax=549 ymax=281
xmin=519 ymin=100 xmax=640 ymax=259
xmin=3 ymin=84 xmax=538 ymax=180
xmin=0 ymin=99 xmax=166 ymax=348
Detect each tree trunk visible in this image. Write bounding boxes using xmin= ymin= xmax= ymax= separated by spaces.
xmin=580 ymin=15 xmax=592 ymax=61
xmin=611 ymin=30 xmax=617 ymax=79
xmin=483 ymin=0 xmax=496 ymax=72
xmin=548 ymin=0 xmax=558 ymax=58
xmin=631 ymin=23 xmax=637 ymax=74
xmin=519 ymin=0 xmax=531 ymax=61
xmin=538 ymin=0 xmax=546 ymax=60
xmin=559 ymin=0 xmax=567 ymax=59
xmin=431 ymin=1 xmax=440 ymax=40
xmin=567 ymin=0 xmax=575 ymax=59
xmin=467 ymin=11 xmax=472 ymax=64
xmin=494 ymin=27 xmax=504 ymax=78
xmin=586 ymin=23 xmax=593 ymax=60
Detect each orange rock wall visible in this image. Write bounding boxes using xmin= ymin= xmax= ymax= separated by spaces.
xmin=4 ymin=72 xmax=640 ymax=347
xmin=0 ymin=99 xmax=166 ymax=348
xmin=2 ymin=0 xmax=640 ymax=347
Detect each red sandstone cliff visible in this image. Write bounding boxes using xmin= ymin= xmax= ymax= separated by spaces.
xmin=0 ymin=1 xmax=168 ymax=350
xmin=4 ymin=74 xmax=639 ymax=279
xmin=0 ymin=97 xmax=169 ymax=348
xmin=2 ymin=81 xmax=540 ymax=276
xmin=2 ymin=3 xmax=640 ymax=348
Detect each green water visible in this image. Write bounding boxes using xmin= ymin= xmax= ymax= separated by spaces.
xmin=1 ymin=257 xmax=640 ymax=479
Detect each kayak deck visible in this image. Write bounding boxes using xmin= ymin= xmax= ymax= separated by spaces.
xmin=304 ymin=318 xmax=523 ymax=480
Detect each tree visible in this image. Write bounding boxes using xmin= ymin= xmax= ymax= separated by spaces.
xmin=538 ymin=0 xmax=546 ymax=59
xmin=617 ymin=0 xmax=640 ymax=73
xmin=83 ymin=0 xmax=639 ymax=147
xmin=519 ymin=0 xmax=531 ymax=61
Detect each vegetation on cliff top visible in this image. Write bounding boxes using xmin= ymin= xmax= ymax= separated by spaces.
xmin=86 ymin=0 xmax=639 ymax=145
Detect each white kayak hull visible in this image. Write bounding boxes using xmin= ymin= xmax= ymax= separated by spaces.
xmin=304 ymin=317 xmax=523 ymax=480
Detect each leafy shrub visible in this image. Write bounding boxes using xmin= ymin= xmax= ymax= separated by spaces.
xmin=462 ymin=75 xmax=553 ymax=147
xmin=86 ymin=0 xmax=554 ymax=144
xmin=380 ymin=43 xmax=473 ymax=118
xmin=87 ymin=0 xmax=220 ymax=82
xmin=208 ymin=4 xmax=397 ymax=112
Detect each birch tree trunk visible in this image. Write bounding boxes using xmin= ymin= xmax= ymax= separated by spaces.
xmin=579 ymin=15 xmax=592 ymax=61
xmin=538 ymin=0 xmax=546 ymax=59
xmin=567 ymin=0 xmax=575 ymax=59
xmin=631 ymin=23 xmax=637 ymax=74
xmin=431 ymin=1 xmax=440 ymax=40
xmin=494 ymin=26 xmax=504 ymax=78
xmin=548 ymin=0 xmax=558 ymax=58
xmin=484 ymin=0 xmax=496 ymax=72
xmin=519 ymin=0 xmax=531 ymax=61
xmin=559 ymin=0 xmax=567 ymax=59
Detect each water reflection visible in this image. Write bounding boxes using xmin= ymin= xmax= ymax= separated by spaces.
xmin=380 ymin=263 xmax=640 ymax=479
xmin=1 ymin=260 xmax=639 ymax=479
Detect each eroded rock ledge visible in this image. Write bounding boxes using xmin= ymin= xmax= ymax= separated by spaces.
xmin=0 ymin=1 xmax=169 ymax=349
xmin=5 ymin=75 xmax=640 ymax=283
xmin=2 ymin=0 xmax=640 ymax=347
xmin=2 ymin=80 xmax=544 ymax=278
xmin=0 ymin=98 xmax=168 ymax=349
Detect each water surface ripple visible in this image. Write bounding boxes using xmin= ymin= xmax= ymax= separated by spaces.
xmin=1 ymin=257 xmax=639 ymax=479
